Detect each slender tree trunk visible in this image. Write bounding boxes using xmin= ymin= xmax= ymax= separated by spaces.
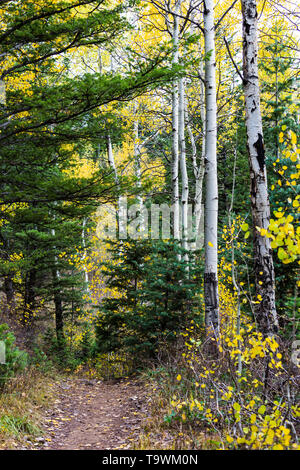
xmin=103 ymin=50 xmax=126 ymax=240
xmin=195 ymin=65 xmax=206 ymax=245
xmin=187 ymin=121 xmax=205 ymax=249
xmin=81 ymin=217 xmax=90 ymax=291
xmin=229 ymin=135 xmax=242 ymax=377
xmin=106 ymin=134 xmax=117 ymax=179
xmin=186 ymin=71 xmax=205 ymax=250
xmin=4 ymin=274 xmax=14 ymax=305
xmin=179 ymin=77 xmax=189 ymax=263
xmin=182 ymin=19 xmax=205 ymax=250
xmin=51 ymin=226 xmax=65 ymax=345
xmin=203 ymin=0 xmax=219 ymax=335
xmin=52 ymin=268 xmax=65 ymax=345
xmin=241 ymin=0 xmax=278 ymax=335
xmin=104 ymin=48 xmax=119 ymax=186
xmin=171 ymin=0 xmax=180 ymax=240
xmin=133 ymin=113 xmax=143 ymax=210
xmin=133 ymin=105 xmax=148 ymax=238
xmin=23 ymin=268 xmax=37 ymax=325
xmin=2 ymin=236 xmax=15 ymax=307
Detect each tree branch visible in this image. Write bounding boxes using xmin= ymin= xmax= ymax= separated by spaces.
xmin=223 ymin=36 xmax=245 ymax=84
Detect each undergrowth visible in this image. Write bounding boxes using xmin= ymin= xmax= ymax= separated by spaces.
xmin=134 ymin=323 xmax=300 ymax=450
xmin=0 ymin=367 xmax=60 ymax=449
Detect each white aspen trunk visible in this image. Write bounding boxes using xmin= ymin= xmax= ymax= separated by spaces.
xmin=187 ymin=121 xmax=204 ymax=249
xmin=133 ymin=103 xmax=148 ymax=237
xmin=241 ymin=0 xmax=278 ymax=335
xmin=132 ymin=11 xmax=142 ymax=211
xmin=196 ymin=67 xmax=206 ymax=244
xmin=105 ymin=48 xmax=119 ymax=185
xmin=171 ymin=0 xmax=181 ymax=240
xmin=133 ymin=113 xmax=143 ymax=208
xmin=186 ymin=73 xmax=205 ymax=250
xmin=106 ymin=133 xmax=118 ymax=182
xmin=51 ymin=227 xmax=60 ymax=280
xmin=98 ymin=47 xmax=102 ymax=75
xmin=0 ymin=80 xmax=6 ymax=105
xmin=179 ymin=77 xmax=189 ymax=263
xmin=186 ymin=22 xmax=205 ymax=250
xmin=203 ymin=0 xmax=219 ymax=335
xmin=99 ymin=48 xmax=123 ymax=240
xmin=106 ymin=133 xmax=124 ymax=239
xmin=81 ymin=217 xmax=90 ymax=291
xmin=199 ymin=58 xmax=206 ymax=176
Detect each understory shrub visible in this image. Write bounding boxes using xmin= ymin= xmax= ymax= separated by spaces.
xmin=0 ymin=324 xmax=28 ymax=390
xmin=137 ymin=320 xmax=300 ymax=450
xmin=95 ymin=239 xmax=203 ymax=360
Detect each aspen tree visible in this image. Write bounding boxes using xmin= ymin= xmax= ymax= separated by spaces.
xmin=186 ymin=61 xmax=205 ymax=250
xmin=179 ymin=77 xmax=189 ymax=263
xmin=81 ymin=217 xmax=90 ymax=291
xmin=171 ymin=0 xmax=181 ymax=240
xmin=101 ymin=49 xmax=123 ymax=240
xmin=133 ymin=107 xmax=143 ymax=210
xmin=187 ymin=16 xmax=206 ymax=250
xmin=203 ymin=0 xmax=219 ymax=335
xmin=241 ymin=0 xmax=278 ymax=335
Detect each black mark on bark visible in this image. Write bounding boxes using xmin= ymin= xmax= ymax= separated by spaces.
xmin=253 ymin=133 xmax=265 ymax=172
xmin=244 ymin=20 xmax=250 ymax=34
xmin=251 ymin=99 xmax=257 ymax=112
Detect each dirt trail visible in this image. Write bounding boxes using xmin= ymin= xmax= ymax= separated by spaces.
xmin=33 ymin=378 xmax=148 ymax=450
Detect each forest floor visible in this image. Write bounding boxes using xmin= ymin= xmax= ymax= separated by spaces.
xmin=27 ymin=377 xmax=149 ymax=450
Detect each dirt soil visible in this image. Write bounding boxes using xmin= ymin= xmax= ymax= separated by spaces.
xmin=29 ymin=377 xmax=148 ymax=450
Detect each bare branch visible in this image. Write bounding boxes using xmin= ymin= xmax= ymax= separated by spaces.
xmin=215 ymin=0 xmax=238 ymax=30
xmin=223 ymin=36 xmax=245 ymax=84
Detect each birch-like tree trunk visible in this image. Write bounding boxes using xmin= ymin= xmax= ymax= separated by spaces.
xmin=179 ymin=77 xmax=189 ymax=263
xmin=171 ymin=0 xmax=181 ymax=240
xmin=198 ymin=61 xmax=206 ymax=228
xmin=203 ymin=0 xmax=219 ymax=334
xmin=133 ymin=112 xmax=143 ymax=209
xmin=106 ymin=133 xmax=118 ymax=183
xmin=241 ymin=0 xmax=278 ymax=335
xmin=101 ymin=49 xmax=123 ymax=239
xmin=81 ymin=217 xmax=90 ymax=291
xmin=183 ymin=15 xmax=206 ymax=249
xmin=186 ymin=64 xmax=205 ymax=250
xmin=132 ymin=102 xmax=149 ymax=238
xmin=106 ymin=133 xmax=125 ymax=239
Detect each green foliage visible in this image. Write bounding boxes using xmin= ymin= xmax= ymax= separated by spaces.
xmin=78 ymin=324 xmax=96 ymax=361
xmin=95 ymin=239 xmax=202 ymax=359
xmin=0 ymin=414 xmax=40 ymax=438
xmin=0 ymin=0 xmax=179 ymax=353
xmin=260 ymin=21 xmax=298 ymax=155
xmin=260 ymin=25 xmax=300 ymax=330
xmin=0 ymin=324 xmax=28 ymax=389
xmin=30 ymin=346 xmax=54 ymax=374
xmin=41 ymin=327 xmax=81 ymax=371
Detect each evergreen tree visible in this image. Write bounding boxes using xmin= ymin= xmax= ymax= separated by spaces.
xmin=95 ymin=238 xmax=202 ymax=358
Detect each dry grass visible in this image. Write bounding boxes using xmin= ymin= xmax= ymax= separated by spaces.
xmin=0 ymin=367 xmax=60 ymax=449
